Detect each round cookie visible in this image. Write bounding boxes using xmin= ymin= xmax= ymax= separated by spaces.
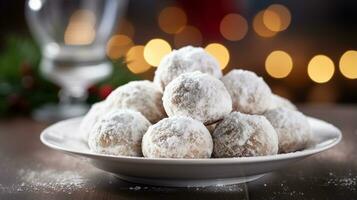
xmin=79 ymin=101 xmax=108 ymax=141
xmin=163 ymin=71 xmax=232 ymax=125
xmin=154 ymin=46 xmax=222 ymax=90
xmin=105 ymin=80 xmax=166 ymax=123
xmin=212 ymin=112 xmax=278 ymax=158
xmin=264 ymin=107 xmax=312 ymax=153
xmin=88 ymin=109 xmax=151 ymax=156
xmin=269 ymin=94 xmax=297 ymax=110
xmin=142 ymin=116 xmax=213 ymax=159
xmin=221 ymin=69 xmax=272 ymax=114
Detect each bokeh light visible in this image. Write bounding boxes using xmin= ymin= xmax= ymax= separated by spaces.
xmin=106 ymin=34 xmax=133 ymax=60
xmin=126 ymin=45 xmax=151 ymax=74
xmin=339 ymin=50 xmax=357 ymax=79
xmin=174 ymin=25 xmax=202 ymax=48
xmin=220 ymin=13 xmax=248 ymax=41
xmin=253 ymin=11 xmax=278 ymax=38
xmin=144 ymin=39 xmax=172 ymax=66
xmin=118 ymin=19 xmax=135 ymax=38
xmin=205 ymin=43 xmax=230 ymax=70
xmin=64 ymin=10 xmax=96 ymax=45
xmin=28 ymin=0 xmax=42 ymax=11
xmin=263 ymin=9 xmax=281 ymax=32
xmin=158 ymin=7 xmax=187 ymax=34
xmin=265 ymin=50 xmax=293 ymax=78
xmin=265 ymin=4 xmax=292 ymax=31
xmin=308 ymin=55 xmax=335 ymax=83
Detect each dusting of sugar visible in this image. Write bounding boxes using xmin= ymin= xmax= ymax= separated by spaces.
xmin=154 ymin=46 xmax=222 ymax=90
xmin=163 ymin=71 xmax=232 ymax=125
xmin=327 ymin=171 xmax=357 ymax=191
xmin=142 ymin=116 xmax=213 ymax=158
xmin=264 ymin=107 xmax=312 ymax=153
xmin=106 ymin=80 xmax=166 ymax=123
xmin=0 ymin=168 xmax=90 ymax=194
xmin=212 ymin=112 xmax=279 ymax=157
xmin=221 ymin=69 xmax=272 ymax=114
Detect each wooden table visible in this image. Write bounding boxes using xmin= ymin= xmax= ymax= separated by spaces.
xmin=0 ymin=105 xmax=356 ymax=200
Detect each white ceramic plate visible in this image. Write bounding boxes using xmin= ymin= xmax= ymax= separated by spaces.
xmin=40 ymin=116 xmax=341 ymax=187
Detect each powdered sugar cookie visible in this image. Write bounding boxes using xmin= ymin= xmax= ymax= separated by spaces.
xmin=212 ymin=112 xmax=278 ymax=157
xmin=142 ymin=116 xmax=213 ymax=158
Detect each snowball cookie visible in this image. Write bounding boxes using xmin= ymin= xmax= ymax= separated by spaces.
xmin=79 ymin=101 xmax=108 ymax=141
xmin=105 ymin=80 xmax=166 ymax=123
xmin=264 ymin=108 xmax=312 ymax=153
xmin=142 ymin=116 xmax=213 ymax=158
xmin=88 ymin=109 xmax=151 ymax=156
xmin=212 ymin=112 xmax=279 ymax=158
xmin=163 ymin=71 xmax=232 ymax=125
xmin=154 ymin=46 xmax=222 ymax=90
xmin=221 ymin=69 xmax=272 ymax=114
xmin=269 ymin=94 xmax=297 ymax=110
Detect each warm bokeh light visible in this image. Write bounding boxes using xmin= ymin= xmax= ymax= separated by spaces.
xmin=266 ymin=4 xmax=292 ymax=31
xmin=308 ymin=55 xmax=335 ymax=83
xmin=158 ymin=7 xmax=187 ymax=34
xmin=263 ymin=9 xmax=281 ymax=32
xmin=118 ymin=19 xmax=135 ymax=38
xmin=265 ymin=50 xmax=293 ymax=78
xmin=339 ymin=50 xmax=357 ymax=79
xmin=64 ymin=10 xmax=96 ymax=45
xmin=144 ymin=39 xmax=172 ymax=66
xmin=205 ymin=43 xmax=230 ymax=69
xmin=106 ymin=34 xmax=133 ymax=60
xmin=220 ymin=13 xmax=248 ymax=41
xmin=253 ymin=11 xmax=278 ymax=38
xmin=126 ymin=45 xmax=151 ymax=74
xmin=174 ymin=25 xmax=202 ymax=48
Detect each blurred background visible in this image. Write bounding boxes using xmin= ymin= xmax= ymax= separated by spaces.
xmin=0 ymin=0 xmax=357 ymax=118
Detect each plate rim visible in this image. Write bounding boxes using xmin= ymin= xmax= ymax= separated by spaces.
xmin=40 ymin=116 xmax=342 ymax=165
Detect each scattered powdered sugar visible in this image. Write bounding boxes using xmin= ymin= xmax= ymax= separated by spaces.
xmin=0 ymin=168 xmax=90 ymax=194
xmin=163 ymin=71 xmax=232 ymax=125
xmin=126 ymin=184 xmax=245 ymax=193
xmin=327 ymin=172 xmax=357 ymax=191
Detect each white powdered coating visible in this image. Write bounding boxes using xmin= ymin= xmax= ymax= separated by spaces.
xmin=105 ymin=80 xmax=166 ymax=123
xmin=212 ymin=112 xmax=278 ymax=158
xmin=264 ymin=107 xmax=312 ymax=153
xmin=13 ymin=169 xmax=88 ymax=193
xmin=88 ymin=109 xmax=151 ymax=156
xmin=142 ymin=116 xmax=213 ymax=158
xmin=154 ymin=46 xmax=222 ymax=90
xmin=163 ymin=71 xmax=232 ymax=125
xmin=221 ymin=69 xmax=272 ymax=114
xmin=79 ymin=101 xmax=108 ymax=141
xmin=269 ymin=94 xmax=297 ymax=110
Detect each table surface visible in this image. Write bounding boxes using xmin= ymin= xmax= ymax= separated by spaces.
xmin=0 ymin=105 xmax=356 ymax=200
